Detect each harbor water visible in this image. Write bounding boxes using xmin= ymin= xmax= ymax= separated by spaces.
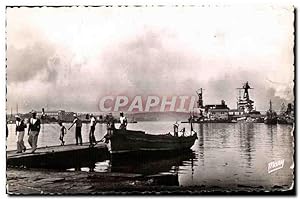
xmin=6 ymin=122 xmax=294 ymax=190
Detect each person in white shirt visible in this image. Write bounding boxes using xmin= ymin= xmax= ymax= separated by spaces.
xmin=89 ymin=114 xmax=97 ymax=146
xmin=15 ymin=115 xmax=26 ymax=153
xmin=28 ymin=111 xmax=41 ymax=153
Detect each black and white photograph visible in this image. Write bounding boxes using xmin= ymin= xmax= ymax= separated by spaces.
xmin=5 ymin=5 xmax=295 ymax=195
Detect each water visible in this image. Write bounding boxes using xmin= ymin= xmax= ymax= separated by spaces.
xmin=7 ymin=122 xmax=294 ymax=190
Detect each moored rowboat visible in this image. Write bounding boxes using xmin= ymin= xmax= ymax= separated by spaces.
xmin=108 ymin=129 xmax=197 ymax=154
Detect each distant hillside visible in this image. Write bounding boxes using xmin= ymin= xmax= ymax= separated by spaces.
xmin=126 ymin=112 xmax=190 ymax=122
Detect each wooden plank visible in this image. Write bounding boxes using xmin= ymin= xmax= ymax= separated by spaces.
xmin=7 ymin=141 xmax=110 ymax=168
xmin=7 ymin=141 xmax=107 ymax=159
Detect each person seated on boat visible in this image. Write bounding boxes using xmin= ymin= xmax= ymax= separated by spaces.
xmin=173 ymin=121 xmax=179 ymax=137
xmin=180 ymin=127 xmax=186 ymax=137
xmin=119 ymin=112 xmax=128 ymax=130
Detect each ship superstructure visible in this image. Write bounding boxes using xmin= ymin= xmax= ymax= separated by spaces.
xmin=236 ymin=82 xmax=255 ymax=113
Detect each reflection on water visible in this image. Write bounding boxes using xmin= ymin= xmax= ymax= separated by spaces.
xmin=7 ymin=121 xmax=293 ymax=189
xmin=198 ymin=124 xmax=204 ymax=167
xmin=108 ymin=150 xmax=196 ymax=175
xmin=239 ymin=123 xmax=255 ymax=168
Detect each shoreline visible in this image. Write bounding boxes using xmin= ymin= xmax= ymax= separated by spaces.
xmin=6 ymin=168 xmax=292 ymax=195
xmin=7 ymin=167 xmax=180 ymax=194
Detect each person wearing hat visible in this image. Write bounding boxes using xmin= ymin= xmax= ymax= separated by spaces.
xmin=89 ymin=114 xmax=97 ymax=146
xmin=28 ymin=111 xmax=41 ymax=153
xmin=68 ymin=113 xmax=82 ymax=145
xmin=119 ymin=112 xmax=127 ymax=130
xmin=15 ymin=115 xmax=27 ymax=153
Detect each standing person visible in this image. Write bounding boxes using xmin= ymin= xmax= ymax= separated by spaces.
xmin=173 ymin=121 xmax=179 ymax=137
xmin=106 ymin=113 xmax=115 ymax=134
xmin=89 ymin=114 xmax=97 ymax=146
xmin=28 ymin=111 xmax=41 ymax=153
xmin=104 ymin=113 xmax=115 ymax=144
xmin=58 ymin=122 xmax=67 ymax=146
xmin=68 ymin=114 xmax=82 ymax=145
xmin=15 ymin=115 xmax=27 ymax=153
xmin=119 ymin=112 xmax=127 ymax=130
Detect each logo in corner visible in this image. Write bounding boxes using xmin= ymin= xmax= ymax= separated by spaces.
xmin=268 ymin=159 xmax=284 ymax=174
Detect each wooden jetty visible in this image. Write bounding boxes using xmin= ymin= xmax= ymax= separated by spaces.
xmin=7 ymin=142 xmax=109 ymax=169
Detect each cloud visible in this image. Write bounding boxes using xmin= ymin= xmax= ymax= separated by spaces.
xmin=7 ymin=40 xmax=60 ymax=83
xmin=6 ymin=6 xmax=294 ymax=113
xmin=100 ymin=29 xmax=203 ymax=96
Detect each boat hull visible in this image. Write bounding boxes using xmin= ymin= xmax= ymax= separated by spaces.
xmin=264 ymin=118 xmax=278 ymax=124
xmin=277 ymin=117 xmax=294 ymax=125
xmin=109 ymin=129 xmax=197 ymax=154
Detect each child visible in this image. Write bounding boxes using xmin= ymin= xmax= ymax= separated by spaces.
xmin=59 ymin=122 xmax=67 ymax=145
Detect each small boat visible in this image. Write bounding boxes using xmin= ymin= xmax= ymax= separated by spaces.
xmin=253 ymin=117 xmax=264 ymax=123
xmin=264 ymin=100 xmax=277 ymax=125
xmin=245 ymin=117 xmax=255 ymax=123
xmin=264 ymin=115 xmax=277 ymax=124
xmin=237 ymin=117 xmax=247 ymax=121
xmin=277 ymin=103 xmax=294 ymax=125
xmin=277 ymin=115 xmax=294 ymax=125
xmin=107 ymin=128 xmax=197 ymax=154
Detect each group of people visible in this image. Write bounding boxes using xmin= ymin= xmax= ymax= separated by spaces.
xmin=15 ymin=111 xmax=41 ymax=153
xmin=67 ymin=113 xmax=98 ymax=147
xmin=12 ymin=111 xmax=128 ymax=153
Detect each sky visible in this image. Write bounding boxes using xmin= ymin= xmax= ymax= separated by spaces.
xmin=6 ymin=6 xmax=294 ymax=113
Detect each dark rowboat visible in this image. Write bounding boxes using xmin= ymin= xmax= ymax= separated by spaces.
xmin=108 ymin=129 xmax=197 ymax=154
